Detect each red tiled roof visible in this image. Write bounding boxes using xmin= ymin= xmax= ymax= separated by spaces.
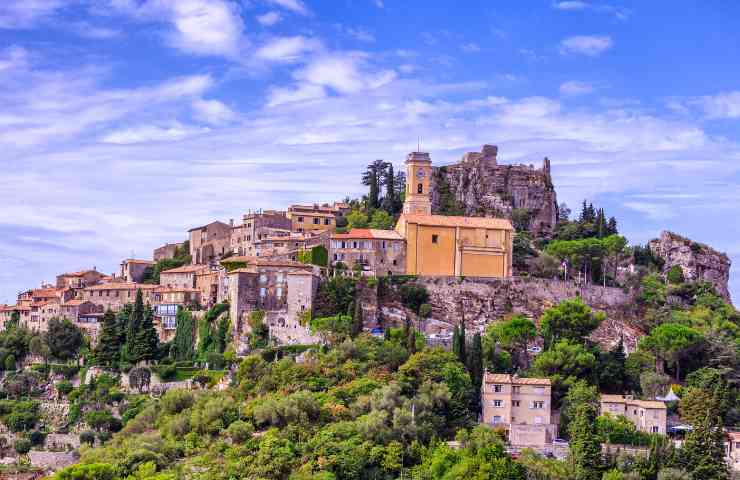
xmin=160 ymin=264 xmax=207 ymax=274
xmin=85 ymin=283 xmax=158 ymax=291
xmin=484 ymin=373 xmax=551 ymax=386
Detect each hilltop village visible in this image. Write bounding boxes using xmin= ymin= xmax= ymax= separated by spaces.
xmin=0 ymin=145 xmax=738 ymax=479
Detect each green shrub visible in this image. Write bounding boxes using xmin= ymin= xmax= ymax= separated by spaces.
xmin=79 ymin=430 xmax=95 ymax=446
xmin=666 ymin=265 xmax=685 ymax=284
xmin=29 ymin=429 xmax=45 ymax=446
xmin=14 ymin=437 xmax=31 ymax=454
xmin=56 ymin=380 xmax=73 ymax=396
xmin=160 ymin=389 xmax=194 ymax=415
xmin=206 ymin=352 xmax=225 ymax=370
xmin=226 ymin=420 xmax=253 ymax=443
xmin=4 ymin=354 xmax=15 ymax=371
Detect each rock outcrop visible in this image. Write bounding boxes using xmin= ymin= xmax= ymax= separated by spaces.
xmin=649 ymin=231 xmax=732 ymax=304
xmin=430 ymin=145 xmax=559 ymax=238
xmin=377 ymin=276 xmax=640 ymax=351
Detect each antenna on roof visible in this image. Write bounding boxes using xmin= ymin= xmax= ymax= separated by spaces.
xmin=417 ymin=137 xmax=420 ymax=152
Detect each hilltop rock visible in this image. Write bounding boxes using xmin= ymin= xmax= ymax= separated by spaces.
xmin=649 ymin=230 xmax=732 ymax=304
xmin=430 ymin=145 xmax=559 ymax=238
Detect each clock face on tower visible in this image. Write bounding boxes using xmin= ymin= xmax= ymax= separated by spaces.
xmin=416 ymin=169 xmax=425 ymax=179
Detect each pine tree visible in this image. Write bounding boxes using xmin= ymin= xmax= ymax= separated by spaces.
xmin=351 ymin=300 xmax=363 ymax=338
xmin=568 ymin=401 xmax=603 ymax=480
xmin=133 ymin=306 xmax=159 ymax=362
xmin=607 ymin=217 xmax=618 ymax=235
xmin=95 ymin=310 xmax=122 ymax=367
xmin=215 ymin=316 xmax=230 ymax=353
xmin=596 ymin=208 xmax=607 ymax=238
xmin=682 ymin=415 xmax=729 ymax=480
xmin=406 ymin=325 xmax=417 ymax=354
xmin=362 ymin=160 xmax=387 ymax=210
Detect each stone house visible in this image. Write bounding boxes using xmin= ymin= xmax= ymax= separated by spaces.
xmin=599 ymin=395 xmax=667 ymax=434
xmin=726 ymin=431 xmax=740 ymax=473
xmin=120 ymin=259 xmax=154 ymax=283
xmin=154 ymin=242 xmax=184 ymax=261
xmin=227 ymin=259 xmax=321 ymax=351
xmin=59 ymin=299 xmax=103 ymax=323
xmin=232 ymin=210 xmax=292 ymax=256
xmin=0 ymin=304 xmax=30 ymax=329
xmin=330 ymin=229 xmax=406 ymax=276
xmin=159 ymin=264 xmax=208 ymax=289
xmin=189 ymin=221 xmax=232 ymax=265
xmin=481 ymin=372 xmax=558 ymax=447
xmin=55 ymin=269 xmax=104 ymax=289
xmin=81 ymin=283 xmax=159 ymax=312
xmin=152 ymin=287 xmax=201 ymax=341
xmin=287 ymin=204 xmax=338 ymax=233
xmin=394 ymin=150 xmax=514 ymax=278
xmin=195 ymin=270 xmax=220 ymax=308
xmin=256 ymin=231 xmax=330 ymax=258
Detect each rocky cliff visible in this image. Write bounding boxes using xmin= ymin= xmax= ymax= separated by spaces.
xmin=430 ymin=145 xmax=559 ymax=238
xmin=649 ymin=230 xmax=733 ymax=303
xmin=376 ymin=276 xmax=642 ymax=352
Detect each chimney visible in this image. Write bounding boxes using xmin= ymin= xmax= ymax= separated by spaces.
xmin=230 ymin=218 xmax=234 ymax=227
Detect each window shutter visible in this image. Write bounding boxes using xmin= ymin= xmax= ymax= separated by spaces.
xmin=529 ymin=401 xmax=534 ymax=409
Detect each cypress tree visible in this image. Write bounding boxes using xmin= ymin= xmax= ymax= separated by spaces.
xmin=458 ymin=319 xmax=467 ymax=366
xmin=127 ymin=289 xmax=145 ymax=353
xmin=452 ymin=325 xmax=461 ymax=361
xmin=133 ymin=306 xmax=159 ymax=362
xmin=351 ymin=300 xmax=363 ymax=338
xmin=467 ymin=333 xmax=483 ymax=412
xmin=382 ymin=163 xmax=396 ymax=214
xmin=568 ymin=401 xmax=603 ymax=480
xmin=172 ymin=308 xmax=195 ymax=361
xmin=215 ymin=316 xmax=230 ymax=353
xmin=406 ymin=325 xmax=417 ymax=354
xmin=607 ymin=216 xmax=618 ymax=235
xmin=682 ymin=415 xmax=729 ymax=479
xmin=95 ymin=310 xmax=122 ymax=367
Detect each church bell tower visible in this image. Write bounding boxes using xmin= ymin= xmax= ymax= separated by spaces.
xmin=403 ymin=151 xmax=433 ymax=215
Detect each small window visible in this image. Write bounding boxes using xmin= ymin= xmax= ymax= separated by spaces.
xmin=651 ymin=426 xmax=659 ymax=433
xmin=432 ymin=234 xmax=439 ymax=244
xmin=298 ymin=216 xmax=304 ymax=222
xmin=313 ymin=218 xmax=320 ymax=225
xmin=533 ymin=401 xmax=544 ymax=409
xmin=493 ymin=415 xmax=502 ymax=424
xmin=493 ymin=384 xmax=502 ymax=393
xmin=512 ymin=400 xmax=520 ymax=407
xmin=493 ymin=400 xmax=503 ymax=408
xmin=259 ymin=287 xmax=266 ymax=298
xmin=417 ymin=183 xmax=423 ymax=194
xmin=324 ymin=218 xmax=330 ymax=225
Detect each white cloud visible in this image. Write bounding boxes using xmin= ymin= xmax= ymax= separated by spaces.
xmin=552 ymin=1 xmax=631 ymax=19
xmin=101 ymin=123 xmax=209 ymax=144
xmin=0 ymin=0 xmax=65 ymax=28
xmin=255 ymin=36 xmax=323 ymax=62
xmin=192 ymin=98 xmax=237 ymax=124
xmin=293 ymin=53 xmax=397 ymax=94
xmin=553 ymin=1 xmax=590 ymax=10
xmin=110 ymin=0 xmax=247 ymax=58
xmin=267 ymin=83 xmax=326 ymax=107
xmin=0 ymin=46 xmax=29 ymax=73
xmin=560 ymin=81 xmax=594 ymax=96
xmin=559 ymin=35 xmax=613 ymax=56
xmin=695 ymin=91 xmax=740 ymax=119
xmin=461 ymin=42 xmax=481 ymax=53
xmin=374 ymin=0 xmax=384 ymax=7
xmin=266 ymin=0 xmax=310 ymax=16
xmin=68 ymin=21 xmax=122 ymax=39
xmin=256 ymin=11 xmax=281 ymax=26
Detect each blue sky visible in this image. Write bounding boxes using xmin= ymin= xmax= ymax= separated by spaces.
xmin=0 ymin=0 xmax=739 ymax=305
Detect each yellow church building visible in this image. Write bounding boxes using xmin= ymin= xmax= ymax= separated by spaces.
xmin=395 ymin=151 xmax=514 ymax=277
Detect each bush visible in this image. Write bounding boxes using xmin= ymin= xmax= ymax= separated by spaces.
xmin=160 ymin=389 xmax=195 ymax=415
xmin=79 ymin=430 xmax=95 ymax=446
xmin=97 ymin=430 xmax=112 ymax=443
xmin=56 ymin=380 xmax=73 ymax=396
xmin=206 ymin=352 xmax=225 ymax=370
xmin=14 ymin=437 xmax=31 ymax=454
xmin=155 ymin=363 xmax=177 ymax=381
xmin=28 ymin=429 xmax=45 ymax=446
xmin=226 ymin=420 xmax=253 ymax=443
xmin=4 ymin=354 xmax=15 ymax=371
xmin=666 ymin=265 xmax=685 ymax=284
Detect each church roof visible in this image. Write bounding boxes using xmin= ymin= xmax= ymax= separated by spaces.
xmin=400 ymin=214 xmax=514 ymax=230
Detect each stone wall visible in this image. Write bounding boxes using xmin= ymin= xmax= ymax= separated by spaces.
xmin=378 ymin=276 xmax=637 ymax=350
xmin=649 ymin=230 xmax=732 ymax=304
xmin=430 ymin=145 xmax=559 ymax=238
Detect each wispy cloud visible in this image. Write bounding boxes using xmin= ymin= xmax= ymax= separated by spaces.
xmin=559 ymin=35 xmax=613 ymax=56
xmin=255 ymin=36 xmax=323 ymax=62
xmin=265 ymin=0 xmax=310 ymax=16
xmin=695 ymin=91 xmax=740 ymax=119
xmin=0 ymin=0 xmax=65 ymax=28
xmin=461 ymin=42 xmax=481 ymax=53
xmin=560 ymin=81 xmax=594 ymax=96
xmin=552 ymin=1 xmax=630 ymax=20
xmin=256 ymin=11 xmax=281 ymax=26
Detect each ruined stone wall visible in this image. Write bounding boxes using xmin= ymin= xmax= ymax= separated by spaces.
xmin=430 ymin=145 xmax=558 ymax=238
xmin=649 ymin=230 xmax=732 ymax=304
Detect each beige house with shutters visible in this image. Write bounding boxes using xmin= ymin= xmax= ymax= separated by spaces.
xmin=481 ymin=372 xmax=558 ymax=446
xmin=599 ymin=394 xmax=667 ymax=435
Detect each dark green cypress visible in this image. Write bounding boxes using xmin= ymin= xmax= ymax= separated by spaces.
xmin=133 ymin=306 xmax=159 ymax=362
xmin=95 ymin=310 xmax=122 ymax=367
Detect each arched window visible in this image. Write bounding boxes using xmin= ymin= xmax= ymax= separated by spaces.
xmin=417 ymin=183 xmax=423 ymax=194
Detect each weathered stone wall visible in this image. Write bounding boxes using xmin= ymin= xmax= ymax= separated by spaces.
xmin=378 ymin=276 xmax=638 ymax=350
xmin=430 ymin=145 xmax=558 ymax=238
xmin=649 ymin=230 xmax=732 ymax=304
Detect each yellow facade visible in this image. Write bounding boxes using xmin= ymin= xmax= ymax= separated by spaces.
xmin=395 ymin=149 xmax=513 ymax=278
xmin=287 ymin=211 xmax=336 ymax=233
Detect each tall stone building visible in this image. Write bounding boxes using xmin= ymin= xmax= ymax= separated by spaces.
xmin=430 ymin=145 xmax=558 ymax=238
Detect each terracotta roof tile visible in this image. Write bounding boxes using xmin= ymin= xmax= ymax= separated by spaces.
xmin=332 ymin=229 xmax=404 ymax=240
xmin=600 ymin=394 xmax=666 ymax=409
xmin=400 ymin=213 xmax=514 ymax=230
xmin=483 ymin=373 xmax=551 ymax=386
xmin=85 ymin=283 xmax=158 ymax=291
xmin=160 ymin=264 xmax=207 ymax=274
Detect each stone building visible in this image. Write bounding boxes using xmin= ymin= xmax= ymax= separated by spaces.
xmin=55 ymin=269 xmax=104 ymax=289
xmin=120 ymin=259 xmax=154 ymax=283
xmin=227 ymin=259 xmax=321 ymax=350
xmin=430 ymin=145 xmax=559 ymax=238
xmin=287 ymin=204 xmax=339 ymax=233
xmin=600 ymin=395 xmax=667 ymax=435
xmin=329 ymin=229 xmax=406 ymax=276
xmin=481 ymin=373 xmax=557 ymax=447
xmin=153 ymin=242 xmax=184 ymax=261
xmin=159 ymin=264 xmax=208 ymax=289
xmin=726 ymin=431 xmax=740 ymax=473
xmin=395 ymin=150 xmax=514 ymax=277
xmin=152 ymin=287 xmax=202 ymax=341
xmin=189 ymin=221 xmax=232 ymax=265
xmin=59 ymin=299 xmax=103 ymax=323
xmin=231 ymin=210 xmax=292 ymax=256
xmin=81 ymin=283 xmax=159 ymax=312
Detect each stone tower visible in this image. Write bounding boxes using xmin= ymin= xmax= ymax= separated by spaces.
xmin=403 ymin=151 xmax=433 ymax=215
